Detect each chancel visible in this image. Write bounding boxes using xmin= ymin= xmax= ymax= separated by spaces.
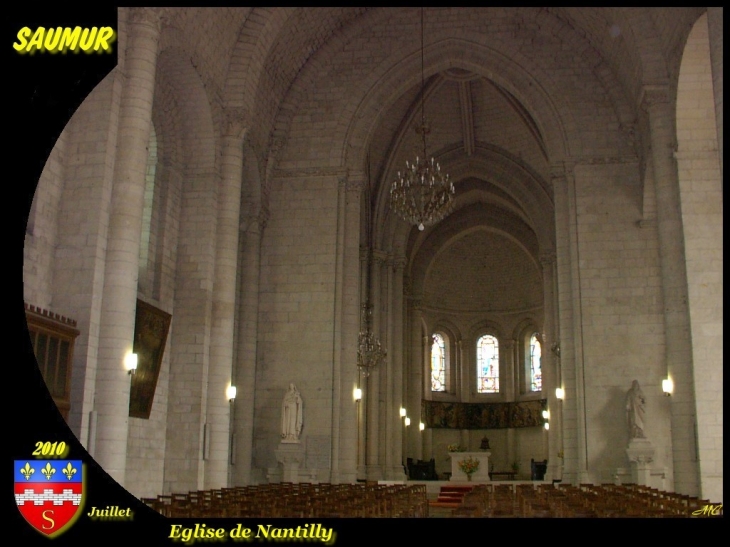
xmin=21 ymin=7 xmax=722 ymax=517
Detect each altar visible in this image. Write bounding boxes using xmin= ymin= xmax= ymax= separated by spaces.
xmin=449 ymin=451 xmax=491 ymax=482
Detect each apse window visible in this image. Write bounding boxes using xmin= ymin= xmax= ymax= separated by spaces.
xmin=529 ymin=332 xmax=542 ymax=392
xmin=476 ymin=334 xmax=499 ymax=393
xmin=431 ymin=333 xmax=447 ymax=392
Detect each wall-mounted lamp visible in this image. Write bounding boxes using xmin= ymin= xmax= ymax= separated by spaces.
xmin=555 ymin=387 xmax=564 ymax=400
xmin=226 ymin=385 xmax=237 ymax=402
xmin=542 ymin=410 xmax=550 ymax=420
xmin=419 ymin=422 xmax=425 ymax=431
xmin=404 ymin=417 xmax=411 ymax=427
xmin=354 ymin=387 xmax=363 ymax=402
xmin=544 ymin=422 xmax=550 ymax=430
xmin=662 ymin=378 xmax=673 ymax=397
xmin=125 ymin=352 xmax=138 ymax=375
xmin=400 ymin=407 xmax=406 ymax=418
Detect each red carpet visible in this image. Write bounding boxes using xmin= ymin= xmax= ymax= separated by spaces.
xmin=429 ymin=485 xmax=473 ymax=508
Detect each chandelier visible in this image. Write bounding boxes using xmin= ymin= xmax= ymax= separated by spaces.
xmin=357 ymin=303 xmax=387 ymax=377
xmin=358 ymin=155 xmax=387 ymax=378
xmin=390 ymin=7 xmax=455 ymax=231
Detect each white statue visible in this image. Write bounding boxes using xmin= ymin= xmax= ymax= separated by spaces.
xmin=626 ymin=380 xmax=646 ymax=439
xmin=281 ymin=383 xmax=303 ymax=442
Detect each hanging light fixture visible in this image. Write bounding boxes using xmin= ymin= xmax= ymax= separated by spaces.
xmin=390 ymin=6 xmax=455 ymax=231
xmin=357 ymin=303 xmax=387 ymax=377
xmin=358 ymin=155 xmax=387 ymax=377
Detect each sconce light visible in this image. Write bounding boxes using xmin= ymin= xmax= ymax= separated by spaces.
xmin=542 ymin=410 xmax=550 ymax=420
xmin=354 ymin=388 xmax=362 ymax=402
xmin=400 ymin=407 xmax=406 ymax=418
xmin=662 ymin=378 xmax=673 ymax=397
xmin=125 ymin=352 xmax=138 ymax=375
xmin=555 ymin=387 xmax=564 ymax=400
xmin=226 ymin=385 xmax=237 ymax=402
xmin=544 ymin=422 xmax=550 ymax=430
xmin=404 ymin=417 xmax=411 ymax=427
xmin=419 ymin=422 xmax=425 ymax=431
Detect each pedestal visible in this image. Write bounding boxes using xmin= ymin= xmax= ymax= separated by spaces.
xmin=275 ymin=442 xmax=304 ymax=483
xmin=626 ymin=438 xmax=655 ymax=487
xmin=449 ymin=451 xmax=491 ymax=482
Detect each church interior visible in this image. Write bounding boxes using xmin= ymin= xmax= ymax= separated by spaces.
xmin=20 ymin=7 xmax=722 ymax=516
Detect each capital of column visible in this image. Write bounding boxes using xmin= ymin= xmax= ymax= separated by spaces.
xmin=639 ymin=84 xmax=671 ymax=112
xmin=240 ymin=208 xmax=269 ymax=234
xmin=223 ymin=107 xmax=249 ymax=140
xmin=549 ymin=161 xmax=574 ymax=184
xmin=129 ymin=7 xmax=163 ymax=33
xmin=539 ymin=250 xmax=556 ymax=267
xmin=372 ymin=250 xmax=389 ymax=266
xmin=339 ymin=173 xmax=365 ymax=194
xmin=502 ymin=339 xmax=516 ymax=351
xmin=360 ymin=246 xmax=370 ymax=263
xmin=389 ymin=255 xmax=408 ymax=271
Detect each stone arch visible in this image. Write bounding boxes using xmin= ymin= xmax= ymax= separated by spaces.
xmin=223 ymin=7 xmax=293 ymax=114
xmin=674 ymin=10 xmax=723 ymax=502
xmin=386 ymin=146 xmax=553 ymax=259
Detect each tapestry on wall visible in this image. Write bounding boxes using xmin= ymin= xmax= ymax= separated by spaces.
xmin=129 ymin=299 xmax=172 ymax=419
xmin=422 ymin=399 xmax=547 ymax=429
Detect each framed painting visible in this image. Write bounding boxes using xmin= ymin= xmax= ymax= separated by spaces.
xmin=129 ymin=299 xmax=171 ymax=419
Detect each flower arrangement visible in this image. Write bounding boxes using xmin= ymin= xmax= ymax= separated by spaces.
xmin=458 ymin=456 xmax=480 ymax=479
xmin=447 ymin=444 xmax=466 ymax=453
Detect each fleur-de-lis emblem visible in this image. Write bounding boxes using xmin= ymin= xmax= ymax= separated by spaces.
xmin=62 ymin=462 xmax=77 ymax=480
xmin=20 ymin=462 xmax=35 ymax=480
xmin=41 ymin=462 xmax=56 ymax=480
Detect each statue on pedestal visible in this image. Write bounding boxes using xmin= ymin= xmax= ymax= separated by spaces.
xmin=626 ymin=380 xmax=646 ymax=439
xmin=281 ymin=383 xmax=303 ymax=443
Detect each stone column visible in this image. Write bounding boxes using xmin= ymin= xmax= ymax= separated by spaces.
xmin=409 ymin=304 xmax=424 ymax=460
xmin=356 ymin=247 xmax=369 ymax=481
xmin=205 ymin=110 xmax=247 ymax=489
xmin=706 ymin=7 xmax=723 ymax=178
xmin=232 ymin=208 xmax=266 ymax=486
xmin=502 ymin=339 xmax=516 ymax=401
xmin=386 ymin=256 xmax=407 ymax=480
xmin=337 ymin=174 xmax=362 ymax=483
xmin=540 ymin=250 xmax=561 ymax=481
xmin=421 ymin=331 xmax=432 ymax=461
xmin=366 ymin=251 xmax=386 ymax=480
xmin=93 ymin=8 xmax=161 ymax=485
xmin=552 ymin=163 xmax=588 ymax=485
xmin=641 ymin=85 xmax=698 ymax=496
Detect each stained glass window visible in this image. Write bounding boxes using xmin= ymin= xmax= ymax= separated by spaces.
xmin=529 ymin=333 xmax=542 ymax=392
xmin=431 ymin=333 xmax=446 ymax=392
xmin=476 ymin=335 xmax=499 ymax=393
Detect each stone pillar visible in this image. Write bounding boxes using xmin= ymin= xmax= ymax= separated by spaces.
xmin=502 ymin=339 xmax=516 ymax=401
xmin=641 ymin=85 xmax=699 ymax=496
xmin=336 ymin=174 xmax=362 ymax=483
xmin=408 ymin=304 xmax=424 ymax=460
xmin=706 ymin=7 xmax=723 ymax=178
xmin=232 ymin=209 xmax=266 ymax=486
xmin=356 ymin=248 xmax=369 ymax=481
xmin=540 ymin=251 xmax=561 ymax=481
xmin=386 ymin=256 xmax=407 ymax=480
xmin=366 ymin=251 xmax=386 ymax=480
xmin=93 ymin=7 xmax=161 ymax=485
xmin=552 ymin=163 xmax=588 ymax=485
xmin=205 ymin=110 xmax=247 ymax=489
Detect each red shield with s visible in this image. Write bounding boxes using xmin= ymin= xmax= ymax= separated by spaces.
xmin=15 ymin=460 xmax=84 ymax=537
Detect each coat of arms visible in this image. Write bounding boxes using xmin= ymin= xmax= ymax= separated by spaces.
xmin=14 ymin=460 xmax=84 ymax=537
